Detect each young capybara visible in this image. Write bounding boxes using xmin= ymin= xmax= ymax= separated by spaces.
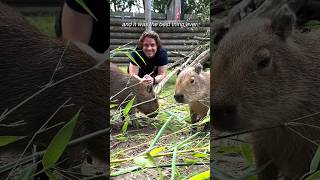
xmin=110 ymin=62 xmax=159 ymax=118
xmin=174 ymin=64 xmax=210 ymax=125
xmin=0 ymin=2 xmax=108 ymax=178
xmin=212 ymin=4 xmax=320 ymax=180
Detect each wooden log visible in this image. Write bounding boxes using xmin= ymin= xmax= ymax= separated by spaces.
xmin=110 ymin=45 xmax=196 ymax=51
xmin=110 ymin=19 xmax=210 ymax=26
xmin=110 ymin=26 xmax=209 ymax=33
xmin=3 ymin=0 xmax=61 ymax=5
xmin=110 ymin=32 xmax=208 ymax=39
xmin=110 ymin=39 xmax=200 ymax=45
xmin=111 ymin=12 xmax=166 ymax=20
xmin=110 ymin=57 xmax=182 ymax=63
xmin=112 ymin=51 xmax=190 ymax=57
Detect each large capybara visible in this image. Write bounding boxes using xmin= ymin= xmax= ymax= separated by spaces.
xmin=174 ymin=64 xmax=210 ymax=126
xmin=110 ymin=62 xmax=159 ymax=118
xmin=0 ymin=2 xmax=108 ymax=178
xmin=212 ymin=4 xmax=320 ymax=180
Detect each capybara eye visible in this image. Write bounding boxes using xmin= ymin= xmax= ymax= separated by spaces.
xmin=256 ymin=48 xmax=271 ymax=70
xmin=190 ymin=77 xmax=195 ymax=84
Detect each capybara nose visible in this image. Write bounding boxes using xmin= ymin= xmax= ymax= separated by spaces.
xmin=174 ymin=94 xmax=184 ymax=103
xmin=212 ymin=104 xmax=237 ymax=131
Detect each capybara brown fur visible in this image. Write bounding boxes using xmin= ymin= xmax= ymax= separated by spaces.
xmin=174 ymin=64 xmax=210 ymax=125
xmin=212 ymin=4 xmax=320 ymax=180
xmin=0 ymin=2 xmax=108 ymax=178
xmin=110 ymin=62 xmax=159 ymax=118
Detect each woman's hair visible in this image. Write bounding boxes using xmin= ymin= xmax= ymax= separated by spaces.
xmin=137 ymin=30 xmax=162 ymax=50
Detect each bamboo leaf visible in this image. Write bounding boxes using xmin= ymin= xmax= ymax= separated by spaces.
xmin=147 ymin=116 xmax=173 ymax=151
xmin=125 ymin=52 xmax=140 ymax=68
xmin=17 ymin=165 xmax=37 ymax=180
xmin=0 ymin=136 xmax=21 ymax=147
xmin=305 ymin=170 xmax=320 ymax=180
xmin=240 ymin=144 xmax=254 ymax=165
xmin=193 ymin=153 xmax=208 ymax=158
xmin=74 ymin=0 xmax=98 ymax=21
xmin=133 ymin=50 xmax=146 ymax=65
xmin=183 ymin=158 xmax=198 ymax=164
xmin=44 ymin=170 xmax=58 ymax=180
xmin=150 ymin=146 xmax=165 ymax=156
xmin=310 ymin=146 xmax=320 ymax=173
xmin=123 ymin=97 xmax=135 ymax=116
xmin=133 ymin=156 xmax=154 ymax=168
xmin=111 ymin=166 xmax=140 ymax=177
xmin=189 ymin=170 xmax=210 ymax=180
xmin=42 ymin=109 xmax=81 ymax=171
xmin=121 ymin=119 xmax=129 ymax=133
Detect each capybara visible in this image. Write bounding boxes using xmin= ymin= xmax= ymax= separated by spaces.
xmin=174 ymin=64 xmax=210 ymax=125
xmin=110 ymin=62 xmax=159 ymax=118
xmin=212 ymin=4 xmax=320 ymax=180
xmin=0 ymin=2 xmax=108 ymax=178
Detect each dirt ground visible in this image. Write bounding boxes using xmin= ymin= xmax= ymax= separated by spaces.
xmin=110 ymin=114 xmax=210 ymax=180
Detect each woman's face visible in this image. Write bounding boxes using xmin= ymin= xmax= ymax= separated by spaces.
xmin=142 ymin=37 xmax=157 ymax=58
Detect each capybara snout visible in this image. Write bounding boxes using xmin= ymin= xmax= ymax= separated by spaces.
xmin=212 ymin=4 xmax=320 ymax=179
xmin=212 ymin=103 xmax=238 ymax=131
xmin=110 ymin=62 xmax=159 ymax=117
xmin=173 ymin=93 xmax=184 ymax=103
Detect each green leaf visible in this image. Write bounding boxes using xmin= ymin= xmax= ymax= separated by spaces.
xmin=110 ymin=103 xmax=118 ymax=109
xmin=183 ymin=158 xmax=198 ymax=164
xmin=189 ymin=170 xmax=210 ymax=180
xmin=241 ymin=144 xmax=254 ymax=165
xmin=193 ymin=153 xmax=208 ymax=158
xmin=235 ymin=160 xmax=272 ymax=180
xmin=133 ymin=50 xmax=146 ymax=65
xmin=116 ymin=135 xmax=128 ymax=142
xmin=121 ymin=120 xmax=129 ymax=133
xmin=0 ymin=136 xmax=20 ymax=146
xmin=310 ymin=146 xmax=320 ymax=173
xmin=150 ymin=146 xmax=165 ymax=156
xmin=213 ymin=166 xmax=236 ymax=179
xmin=111 ymin=166 xmax=140 ymax=177
xmin=123 ymin=97 xmax=135 ymax=116
xmin=177 ymin=132 xmax=199 ymax=149
xmin=125 ymin=52 xmax=140 ymax=68
xmin=171 ymin=146 xmax=178 ymax=180
xmin=45 ymin=170 xmax=58 ymax=180
xmin=147 ymin=116 xmax=173 ymax=151
xmin=74 ymin=0 xmax=98 ymax=21
xmin=305 ymin=170 xmax=320 ymax=180
xmin=17 ymin=165 xmax=37 ymax=180
xmin=133 ymin=156 xmax=154 ymax=168
xmin=42 ymin=109 xmax=81 ymax=170
xmin=215 ymin=145 xmax=242 ymax=155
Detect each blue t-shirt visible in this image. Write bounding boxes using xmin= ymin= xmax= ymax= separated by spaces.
xmin=130 ymin=48 xmax=168 ymax=78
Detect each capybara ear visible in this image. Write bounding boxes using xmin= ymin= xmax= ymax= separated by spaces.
xmin=194 ymin=63 xmax=203 ymax=74
xmin=176 ymin=68 xmax=182 ymax=76
xmin=271 ymin=4 xmax=296 ymax=40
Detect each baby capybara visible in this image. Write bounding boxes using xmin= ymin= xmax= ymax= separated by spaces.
xmin=110 ymin=62 xmax=159 ymax=118
xmin=212 ymin=4 xmax=320 ymax=180
xmin=174 ymin=64 xmax=210 ymax=125
xmin=0 ymin=2 xmax=108 ymax=178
